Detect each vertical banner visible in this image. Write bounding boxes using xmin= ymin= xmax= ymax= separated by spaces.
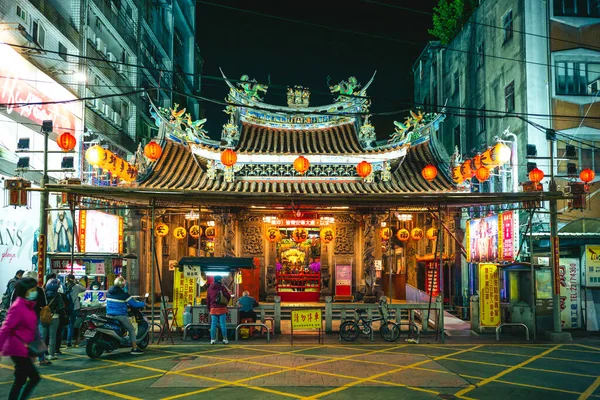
xmin=425 ymin=261 xmax=440 ymax=297
xmin=501 ymin=211 xmax=515 ymax=261
xmin=585 ymin=245 xmax=600 ymax=286
xmin=37 ymin=234 xmax=46 ymax=285
xmin=78 ymin=211 xmax=87 ymax=253
xmin=465 ymin=222 xmax=470 ymax=262
xmin=118 ymin=216 xmax=124 ymax=254
xmin=479 ymin=263 xmax=501 ymax=327
xmin=172 ymin=269 xmax=197 ymax=327
xmin=335 ymin=264 xmax=352 ymax=297
xmin=553 ymin=237 xmax=560 ymax=295
xmin=559 ymin=258 xmax=581 ymax=329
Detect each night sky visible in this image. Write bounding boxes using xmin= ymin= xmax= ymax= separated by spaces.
xmin=196 ymin=0 xmax=438 ymax=140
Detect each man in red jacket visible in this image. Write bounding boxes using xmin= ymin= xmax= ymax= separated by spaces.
xmin=206 ymin=276 xmax=231 ymax=344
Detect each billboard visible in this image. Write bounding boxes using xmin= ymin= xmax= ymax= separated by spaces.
xmin=467 ymin=211 xmax=518 ymax=263
xmin=479 ymin=263 xmax=501 ymax=327
xmin=585 ymin=245 xmax=600 ymax=287
xmin=79 ymin=211 xmax=123 ymax=253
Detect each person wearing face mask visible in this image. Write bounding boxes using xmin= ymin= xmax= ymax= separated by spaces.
xmin=21 ymin=271 xmax=51 ymax=366
xmin=0 ymin=277 xmax=43 ymax=399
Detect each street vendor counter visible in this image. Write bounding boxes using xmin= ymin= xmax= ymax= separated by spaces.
xmin=184 ymin=306 xmax=239 ymax=340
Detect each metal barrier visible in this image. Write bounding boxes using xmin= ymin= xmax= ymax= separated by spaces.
xmin=235 ymin=323 xmax=270 ymax=342
xmin=405 ymin=284 xmax=442 ymax=333
xmin=496 ymin=323 xmax=530 ymax=341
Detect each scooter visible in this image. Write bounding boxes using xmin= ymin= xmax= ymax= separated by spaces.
xmin=84 ymin=293 xmax=150 ymax=359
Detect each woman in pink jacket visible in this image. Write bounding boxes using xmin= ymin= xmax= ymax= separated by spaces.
xmin=0 ymin=277 xmax=42 ymax=399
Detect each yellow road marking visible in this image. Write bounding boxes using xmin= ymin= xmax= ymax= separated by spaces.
xmin=444 ymin=357 xmax=512 ymax=367
xmin=579 ymin=376 xmax=600 ymax=400
xmin=574 ymin=344 xmax=600 ymax=352
xmin=545 ymin=356 xmax=600 ymax=365
xmin=496 ymin=378 xmax=584 ymax=395
xmin=453 ymin=344 xmax=561 ymax=399
xmin=428 ymin=344 xmax=536 ymax=357
xmin=305 ymin=345 xmax=483 ymax=399
xmin=521 ymin=366 xmax=599 ymax=378
xmin=40 ymin=374 xmax=142 ymax=400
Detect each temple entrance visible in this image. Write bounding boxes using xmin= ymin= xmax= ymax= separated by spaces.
xmin=272 ymin=226 xmax=323 ymax=302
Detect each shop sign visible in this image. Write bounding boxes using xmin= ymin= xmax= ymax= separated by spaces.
xmin=500 ymin=211 xmax=516 ymax=261
xmin=585 ymin=245 xmax=600 ymax=287
xmin=0 ymin=43 xmax=78 ymax=131
xmin=479 ymin=263 xmax=501 ymax=327
xmin=269 ymin=219 xmax=331 ymax=227
xmin=183 ymin=265 xmax=200 ymax=279
xmin=50 ymin=259 xmax=86 ymax=275
xmin=81 ymin=290 xmax=107 ymax=307
xmin=335 ymin=264 xmax=352 ymax=297
xmin=425 ymin=261 xmax=440 ymax=297
xmin=173 ymin=268 xmax=197 ymax=327
xmin=291 ymin=309 xmax=321 ymax=330
xmin=78 ymin=211 xmax=122 ymax=253
xmin=559 ymin=258 xmax=581 ymax=329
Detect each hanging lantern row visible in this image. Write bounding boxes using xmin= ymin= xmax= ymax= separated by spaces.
xmin=155 ymin=223 xmax=214 ymax=239
xmin=144 ymin=141 xmax=162 ymax=161
xmin=57 ymin=132 xmax=76 ymax=152
xmin=380 ymin=227 xmax=431 ymax=241
xmin=85 ymin=145 xmax=137 ymax=182
xmin=453 ymin=142 xmax=512 ymax=184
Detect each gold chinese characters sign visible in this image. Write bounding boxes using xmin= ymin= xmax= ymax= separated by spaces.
xmin=479 ymin=263 xmax=501 ymax=327
xmin=291 ymin=309 xmax=322 ymax=330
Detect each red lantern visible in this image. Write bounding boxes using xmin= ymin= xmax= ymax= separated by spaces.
xmin=293 ymin=156 xmax=310 ymax=175
xmin=356 ymin=161 xmax=372 ymax=178
xmin=475 ymin=166 xmax=490 ymax=182
xmin=460 ymin=159 xmax=474 ymax=179
xmin=421 ymin=164 xmax=438 ymax=182
xmin=57 ymin=132 xmax=76 ymax=151
xmin=144 ymin=141 xmax=162 ymax=161
xmin=529 ymin=167 xmax=544 ymax=184
xmin=580 ymin=168 xmax=595 ymax=183
xmin=221 ymin=148 xmax=237 ymax=167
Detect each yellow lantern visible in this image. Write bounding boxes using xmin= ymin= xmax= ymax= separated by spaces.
xmin=380 ymin=227 xmax=392 ymax=241
xmin=173 ymin=227 xmax=187 ymax=240
xmin=481 ymin=148 xmax=497 ymax=168
xmin=492 ymin=142 xmax=511 ymax=166
xmin=396 ymin=228 xmax=410 ymax=242
xmin=292 ymin=227 xmax=308 ymax=243
xmin=266 ymin=227 xmax=281 ymax=243
xmin=320 ymin=227 xmax=335 ymax=244
xmin=205 ymin=226 xmax=216 ymax=239
xmin=85 ymin=145 xmax=106 ymax=166
xmin=155 ymin=223 xmax=169 ymax=237
xmin=426 ymin=227 xmax=438 ymax=240
xmin=189 ymin=225 xmax=202 ymax=239
xmin=452 ymin=166 xmax=464 ymax=184
xmin=411 ymin=228 xmax=424 ymax=241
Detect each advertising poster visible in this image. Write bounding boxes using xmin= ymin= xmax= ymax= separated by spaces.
xmin=173 ymin=269 xmax=197 ymax=327
xmin=467 ymin=215 xmax=500 ymax=263
xmin=559 ymin=258 xmax=581 ymax=329
xmin=501 ymin=211 xmax=515 ymax=261
xmin=78 ymin=211 xmax=123 ymax=253
xmin=585 ymin=245 xmax=600 ymax=287
xmin=479 ymin=263 xmax=501 ymax=327
xmin=335 ymin=264 xmax=352 ymax=297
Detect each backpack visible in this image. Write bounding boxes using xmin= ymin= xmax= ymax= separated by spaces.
xmin=64 ymin=284 xmax=75 ymax=315
xmin=216 ymin=288 xmax=229 ymax=306
xmin=40 ymin=296 xmax=57 ymax=326
xmin=1 ymin=279 xmax=17 ymax=309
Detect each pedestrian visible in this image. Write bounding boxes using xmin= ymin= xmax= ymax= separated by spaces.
xmin=54 ymin=289 xmax=70 ymax=354
xmin=21 ymin=271 xmax=51 ymax=366
xmin=0 ymin=277 xmax=42 ymax=399
xmin=42 ymin=279 xmax=65 ymax=360
xmin=106 ymin=277 xmax=145 ymax=355
xmin=89 ymin=277 xmax=102 ymax=290
xmin=64 ymin=274 xmax=86 ymax=347
xmin=206 ymin=275 xmax=231 ymax=345
xmin=238 ymin=291 xmax=259 ymax=322
xmin=2 ymin=269 xmax=25 ymax=309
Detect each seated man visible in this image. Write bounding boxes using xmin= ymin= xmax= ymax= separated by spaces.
xmin=106 ymin=277 xmax=146 ymax=355
xmin=238 ymin=291 xmax=259 ymax=322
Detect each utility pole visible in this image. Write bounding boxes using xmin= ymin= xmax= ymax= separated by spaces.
xmin=37 ymin=120 xmax=52 ymax=285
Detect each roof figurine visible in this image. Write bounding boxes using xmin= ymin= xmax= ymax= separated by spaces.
xmin=238 ymin=74 xmax=268 ymax=101
xmin=329 ymin=76 xmax=360 ymax=100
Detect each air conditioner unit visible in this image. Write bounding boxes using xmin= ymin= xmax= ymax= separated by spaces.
xmin=86 ymin=26 xmax=96 ymax=45
xmin=107 ymin=52 xmax=116 ymax=63
xmin=103 ymin=104 xmax=112 ymax=117
xmin=95 ymin=38 xmax=106 ymax=55
xmin=114 ymin=113 xmax=122 ymax=127
xmin=116 ymin=63 xmax=125 ymax=75
xmin=85 ymin=89 xmax=95 ymax=106
xmin=96 ymin=99 xmax=106 ymax=115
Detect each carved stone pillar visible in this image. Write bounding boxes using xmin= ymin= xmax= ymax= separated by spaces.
xmin=319 ymin=240 xmax=332 ymax=301
xmin=212 ymin=212 xmax=238 ymax=257
xmin=333 ymin=214 xmax=356 ymax=299
xmin=361 ymin=214 xmax=387 ymax=303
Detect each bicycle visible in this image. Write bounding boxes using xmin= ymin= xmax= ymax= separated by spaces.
xmin=339 ymin=298 xmax=401 ymax=342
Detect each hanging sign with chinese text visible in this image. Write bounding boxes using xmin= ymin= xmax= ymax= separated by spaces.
xmin=155 ymin=223 xmax=169 ymax=237
xmin=585 ymin=245 xmax=600 ymax=287
xmin=479 ymin=263 xmax=501 ymax=327
xmin=173 ymin=268 xmax=197 ymax=327
xmin=559 ymin=258 xmax=581 ymax=329
xmin=173 ymin=227 xmax=187 ymax=240
xmin=291 ymin=309 xmax=322 ymax=330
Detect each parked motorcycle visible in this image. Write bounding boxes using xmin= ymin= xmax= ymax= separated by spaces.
xmin=84 ymin=293 xmax=150 ymax=358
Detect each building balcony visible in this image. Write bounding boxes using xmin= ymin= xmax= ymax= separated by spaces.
xmin=28 ymin=0 xmax=80 ymax=46
xmin=89 ymin=0 xmax=138 ymax=52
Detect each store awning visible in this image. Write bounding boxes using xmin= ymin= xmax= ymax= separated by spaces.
xmin=177 ymin=257 xmax=255 ymax=272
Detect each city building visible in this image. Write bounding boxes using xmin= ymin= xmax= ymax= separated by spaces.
xmin=413 ymin=0 xmax=600 ymax=332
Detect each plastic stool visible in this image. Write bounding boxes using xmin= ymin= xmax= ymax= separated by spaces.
xmin=240 ymin=318 xmax=255 ymax=336
xmin=261 ymin=317 xmax=274 ymax=335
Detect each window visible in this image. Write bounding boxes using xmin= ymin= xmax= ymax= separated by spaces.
xmin=454 ymin=124 xmax=461 ymax=151
xmin=16 ymin=5 xmax=28 ymax=23
xmin=556 ymin=61 xmax=600 ymax=95
xmin=32 ymin=21 xmax=45 ymax=48
xmin=476 ymin=42 xmax=484 ymax=69
xmin=502 ymin=10 xmax=513 ymax=44
xmin=454 ymin=71 xmax=460 ymax=95
xmin=554 ymin=0 xmax=600 ymax=17
xmin=478 ymin=106 xmax=486 ymax=134
xmin=505 ymin=81 xmax=515 ymax=112
xmin=58 ymin=42 xmax=68 ymax=61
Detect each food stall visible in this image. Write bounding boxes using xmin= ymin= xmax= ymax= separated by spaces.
xmin=176 ymin=257 xmax=256 ymax=338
